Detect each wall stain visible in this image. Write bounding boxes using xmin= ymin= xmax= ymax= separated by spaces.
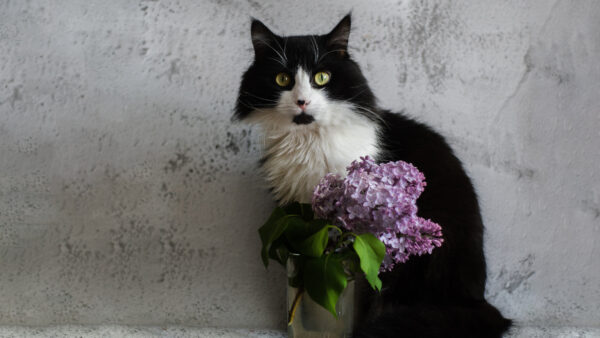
xmin=581 ymin=199 xmax=600 ymax=219
xmin=167 ymin=59 xmax=180 ymax=82
xmin=495 ymin=254 xmax=536 ymax=294
xmin=4 ymin=86 xmax=23 ymax=109
xmin=223 ymin=129 xmax=251 ymax=156
xmin=164 ymin=151 xmax=191 ymax=173
xmin=405 ymin=2 xmax=458 ymax=91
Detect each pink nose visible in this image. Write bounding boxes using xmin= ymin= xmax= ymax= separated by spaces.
xmin=296 ymin=99 xmax=310 ymax=109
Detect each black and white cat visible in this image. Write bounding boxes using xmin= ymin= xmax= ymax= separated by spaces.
xmin=235 ymin=14 xmax=512 ymax=338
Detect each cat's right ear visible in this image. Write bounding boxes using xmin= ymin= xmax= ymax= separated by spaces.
xmin=251 ymin=19 xmax=277 ymax=58
xmin=325 ymin=14 xmax=351 ymax=55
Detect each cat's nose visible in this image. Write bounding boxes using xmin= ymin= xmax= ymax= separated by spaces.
xmin=296 ymin=100 xmax=310 ymax=109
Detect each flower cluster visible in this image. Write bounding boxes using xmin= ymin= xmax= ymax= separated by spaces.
xmin=312 ymin=156 xmax=443 ymax=270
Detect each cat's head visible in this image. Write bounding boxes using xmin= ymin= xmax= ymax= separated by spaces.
xmin=234 ymin=14 xmax=377 ymax=131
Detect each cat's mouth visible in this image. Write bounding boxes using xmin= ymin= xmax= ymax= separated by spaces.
xmin=292 ymin=113 xmax=315 ymax=125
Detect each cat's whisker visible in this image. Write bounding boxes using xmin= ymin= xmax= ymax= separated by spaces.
xmin=310 ymin=36 xmax=319 ymax=63
xmin=345 ymin=88 xmax=369 ymax=101
xmin=236 ymin=100 xmax=274 ymax=116
xmin=254 ymin=38 xmax=287 ymax=66
xmin=317 ymin=49 xmax=346 ymax=63
xmin=272 ymin=37 xmax=288 ymax=63
xmin=268 ymin=57 xmax=287 ymax=68
xmin=241 ymin=91 xmax=280 ymax=103
xmin=356 ymin=106 xmax=387 ymax=126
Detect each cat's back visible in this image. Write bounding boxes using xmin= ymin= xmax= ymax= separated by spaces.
xmin=375 ymin=109 xmax=488 ymax=302
xmin=377 ymin=109 xmax=481 ymax=218
xmin=377 ymin=110 xmax=466 ymax=185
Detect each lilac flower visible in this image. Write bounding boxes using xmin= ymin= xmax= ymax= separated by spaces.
xmin=312 ymin=156 xmax=443 ymax=271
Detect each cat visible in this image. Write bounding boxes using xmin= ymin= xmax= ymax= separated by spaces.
xmin=234 ymin=14 xmax=512 ymax=338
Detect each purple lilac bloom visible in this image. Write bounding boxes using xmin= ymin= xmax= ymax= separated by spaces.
xmin=312 ymin=156 xmax=443 ymax=271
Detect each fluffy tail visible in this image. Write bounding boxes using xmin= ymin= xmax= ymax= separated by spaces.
xmin=353 ymin=300 xmax=512 ymax=338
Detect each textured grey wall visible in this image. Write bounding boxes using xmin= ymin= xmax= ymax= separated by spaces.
xmin=1 ymin=0 xmax=599 ymax=330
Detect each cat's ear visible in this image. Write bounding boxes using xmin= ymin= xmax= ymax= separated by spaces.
xmin=325 ymin=14 xmax=351 ymax=55
xmin=251 ymin=19 xmax=278 ymax=58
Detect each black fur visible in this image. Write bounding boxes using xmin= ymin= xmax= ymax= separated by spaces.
xmin=235 ymin=14 xmax=511 ymax=338
xmin=355 ymin=111 xmax=512 ymax=337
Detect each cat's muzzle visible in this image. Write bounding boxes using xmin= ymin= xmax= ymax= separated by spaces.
xmin=292 ymin=113 xmax=315 ymax=125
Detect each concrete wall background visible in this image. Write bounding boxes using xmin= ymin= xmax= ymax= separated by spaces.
xmin=0 ymin=0 xmax=598 ymax=330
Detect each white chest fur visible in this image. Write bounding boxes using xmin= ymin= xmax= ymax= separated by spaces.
xmin=261 ymin=120 xmax=379 ymax=204
xmin=248 ymin=67 xmax=381 ymax=204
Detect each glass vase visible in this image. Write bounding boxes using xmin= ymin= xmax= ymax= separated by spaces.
xmin=286 ymin=256 xmax=354 ymax=338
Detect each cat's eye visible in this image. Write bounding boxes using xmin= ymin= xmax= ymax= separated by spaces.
xmin=275 ymin=73 xmax=291 ymax=87
xmin=314 ymin=71 xmax=331 ymax=86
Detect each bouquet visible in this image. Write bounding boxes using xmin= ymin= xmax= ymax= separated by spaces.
xmin=259 ymin=156 xmax=443 ymax=323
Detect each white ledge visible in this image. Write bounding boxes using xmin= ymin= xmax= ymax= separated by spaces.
xmin=0 ymin=325 xmax=599 ymax=337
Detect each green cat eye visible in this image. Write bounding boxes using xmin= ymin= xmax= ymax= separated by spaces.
xmin=275 ymin=73 xmax=291 ymax=87
xmin=314 ymin=71 xmax=331 ymax=86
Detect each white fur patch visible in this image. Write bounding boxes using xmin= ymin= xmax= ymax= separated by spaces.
xmin=246 ymin=68 xmax=380 ymax=204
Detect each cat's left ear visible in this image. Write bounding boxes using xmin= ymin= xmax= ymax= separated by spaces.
xmin=251 ymin=19 xmax=278 ymax=58
xmin=325 ymin=14 xmax=351 ymax=55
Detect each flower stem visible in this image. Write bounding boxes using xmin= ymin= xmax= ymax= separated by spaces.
xmin=287 ymin=287 xmax=304 ymax=326
xmin=328 ymin=225 xmax=343 ymax=234
xmin=341 ymin=232 xmax=357 ymax=241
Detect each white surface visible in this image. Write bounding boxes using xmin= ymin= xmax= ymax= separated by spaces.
xmin=0 ymin=326 xmax=286 ymax=338
xmin=0 ymin=326 xmax=598 ymax=338
xmin=0 ymin=0 xmax=599 ymax=331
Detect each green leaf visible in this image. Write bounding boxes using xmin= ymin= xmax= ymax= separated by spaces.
xmin=284 ymin=219 xmax=327 ymax=240
xmin=353 ymin=233 xmax=385 ymax=291
xmin=258 ymin=207 xmax=290 ymax=267
xmin=282 ymin=202 xmax=302 ymax=216
xmin=299 ymin=203 xmax=314 ymax=220
xmin=284 ymin=219 xmax=333 ymax=257
xmin=282 ymin=202 xmax=314 ymax=220
xmin=268 ymin=238 xmax=289 ymax=267
xmin=303 ymin=254 xmax=348 ymax=318
xmin=283 ymin=217 xmax=312 ymax=242
xmin=294 ymin=225 xmax=330 ymax=257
